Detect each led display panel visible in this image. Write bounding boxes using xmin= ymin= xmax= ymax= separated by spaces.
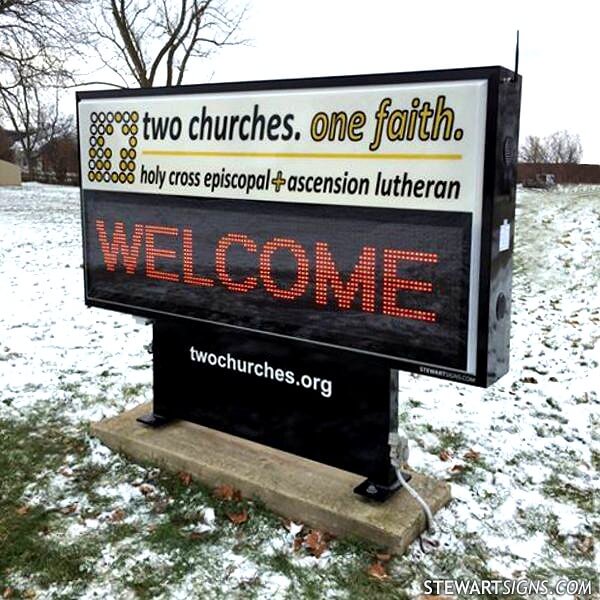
xmin=84 ymin=192 xmax=471 ymax=369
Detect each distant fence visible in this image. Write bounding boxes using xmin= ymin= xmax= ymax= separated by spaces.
xmin=22 ymin=171 xmax=79 ymax=186
xmin=518 ymin=163 xmax=600 ymax=184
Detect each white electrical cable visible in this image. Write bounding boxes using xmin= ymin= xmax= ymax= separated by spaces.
xmin=394 ymin=467 xmax=436 ymax=535
xmin=389 ymin=431 xmax=436 ymax=535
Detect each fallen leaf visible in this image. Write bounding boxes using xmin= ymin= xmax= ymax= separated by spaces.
xmin=60 ymin=504 xmax=77 ymax=515
xmin=58 ymin=466 xmax=74 ymax=477
xmin=376 ymin=552 xmax=392 ymax=562
xmin=439 ymin=449 xmax=451 ymax=462
xmin=109 ymin=509 xmax=126 ymax=523
xmin=227 ymin=509 xmax=249 ymax=525
xmin=292 ymin=537 xmax=303 ymax=552
xmin=214 ymin=484 xmax=241 ymax=501
xmin=139 ymin=483 xmax=155 ymax=496
xmin=449 ymin=463 xmax=466 ymax=473
xmin=463 ymin=449 xmax=481 ymax=461
xmin=303 ymin=530 xmax=328 ymax=558
xmin=178 ymin=471 xmax=192 ymax=486
xmin=575 ymin=535 xmax=594 ymax=555
xmin=367 ymin=561 xmax=389 ymax=580
xmin=16 ymin=506 xmax=29 ymax=516
xmin=3 ymin=588 xmax=13 ymax=598
xmin=190 ymin=530 xmax=209 ymax=540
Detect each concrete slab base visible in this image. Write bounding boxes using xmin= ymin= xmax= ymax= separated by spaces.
xmin=91 ymin=402 xmax=451 ymax=554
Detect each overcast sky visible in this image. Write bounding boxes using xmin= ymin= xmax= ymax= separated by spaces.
xmin=196 ymin=0 xmax=600 ymax=163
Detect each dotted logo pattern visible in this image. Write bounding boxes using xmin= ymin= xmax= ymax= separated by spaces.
xmin=87 ymin=110 xmax=139 ymax=184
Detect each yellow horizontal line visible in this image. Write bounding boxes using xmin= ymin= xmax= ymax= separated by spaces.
xmin=142 ymin=150 xmax=462 ymax=161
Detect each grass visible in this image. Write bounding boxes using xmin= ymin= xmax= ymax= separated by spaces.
xmin=0 ymin=382 xmax=595 ymax=599
xmin=124 ymin=469 xmax=410 ymax=598
xmin=429 ymin=427 xmax=467 ymax=454
xmin=0 ymin=404 xmax=419 ymax=598
xmin=122 ymin=383 xmax=147 ymax=399
xmin=1 ymin=395 xmax=596 ymax=599
xmin=542 ymin=474 xmax=594 ymax=512
xmin=592 ymin=449 xmax=600 ymax=471
xmin=0 ymin=416 xmax=98 ymax=591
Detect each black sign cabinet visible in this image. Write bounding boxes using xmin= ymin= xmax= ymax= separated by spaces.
xmin=78 ymin=66 xmax=521 ymax=500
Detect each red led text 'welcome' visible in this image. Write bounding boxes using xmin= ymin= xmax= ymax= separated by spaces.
xmin=95 ymin=219 xmax=438 ymax=322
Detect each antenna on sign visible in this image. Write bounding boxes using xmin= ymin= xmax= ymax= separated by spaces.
xmin=513 ymin=30 xmax=520 ymax=82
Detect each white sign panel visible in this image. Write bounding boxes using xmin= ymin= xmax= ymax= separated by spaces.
xmin=79 ymin=81 xmax=487 ymax=214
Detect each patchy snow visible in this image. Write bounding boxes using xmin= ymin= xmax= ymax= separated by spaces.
xmin=1 ymin=183 xmax=598 ymax=598
xmin=203 ymin=507 xmax=216 ymax=526
xmin=0 ymin=183 xmax=153 ymax=428
xmin=395 ymin=184 xmax=599 ymax=594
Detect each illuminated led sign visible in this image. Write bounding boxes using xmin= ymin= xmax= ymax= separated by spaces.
xmin=78 ymin=67 xmax=521 ymax=386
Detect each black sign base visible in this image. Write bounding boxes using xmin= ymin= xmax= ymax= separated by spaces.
xmin=136 ymin=411 xmax=171 ymax=427
xmin=144 ymin=318 xmax=403 ymax=500
xmin=354 ymin=474 xmax=411 ymax=502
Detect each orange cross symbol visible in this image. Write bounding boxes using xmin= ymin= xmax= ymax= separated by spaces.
xmin=271 ymin=170 xmax=286 ymax=192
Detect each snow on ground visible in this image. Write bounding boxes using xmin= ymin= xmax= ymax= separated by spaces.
xmin=0 ymin=183 xmax=153 ymax=424
xmin=0 ymin=183 xmax=598 ymax=598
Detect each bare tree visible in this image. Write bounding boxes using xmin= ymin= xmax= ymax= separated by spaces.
xmin=520 ymin=131 xmax=583 ymax=164
xmin=519 ymin=135 xmax=548 ymax=163
xmin=0 ymin=56 xmax=71 ymax=175
xmin=0 ymin=0 xmax=81 ymax=89
xmin=39 ymin=117 xmax=78 ymax=182
xmin=0 ymin=2 xmax=86 ymax=172
xmin=84 ymin=0 xmax=246 ymax=88
xmin=546 ymin=130 xmax=583 ymax=164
